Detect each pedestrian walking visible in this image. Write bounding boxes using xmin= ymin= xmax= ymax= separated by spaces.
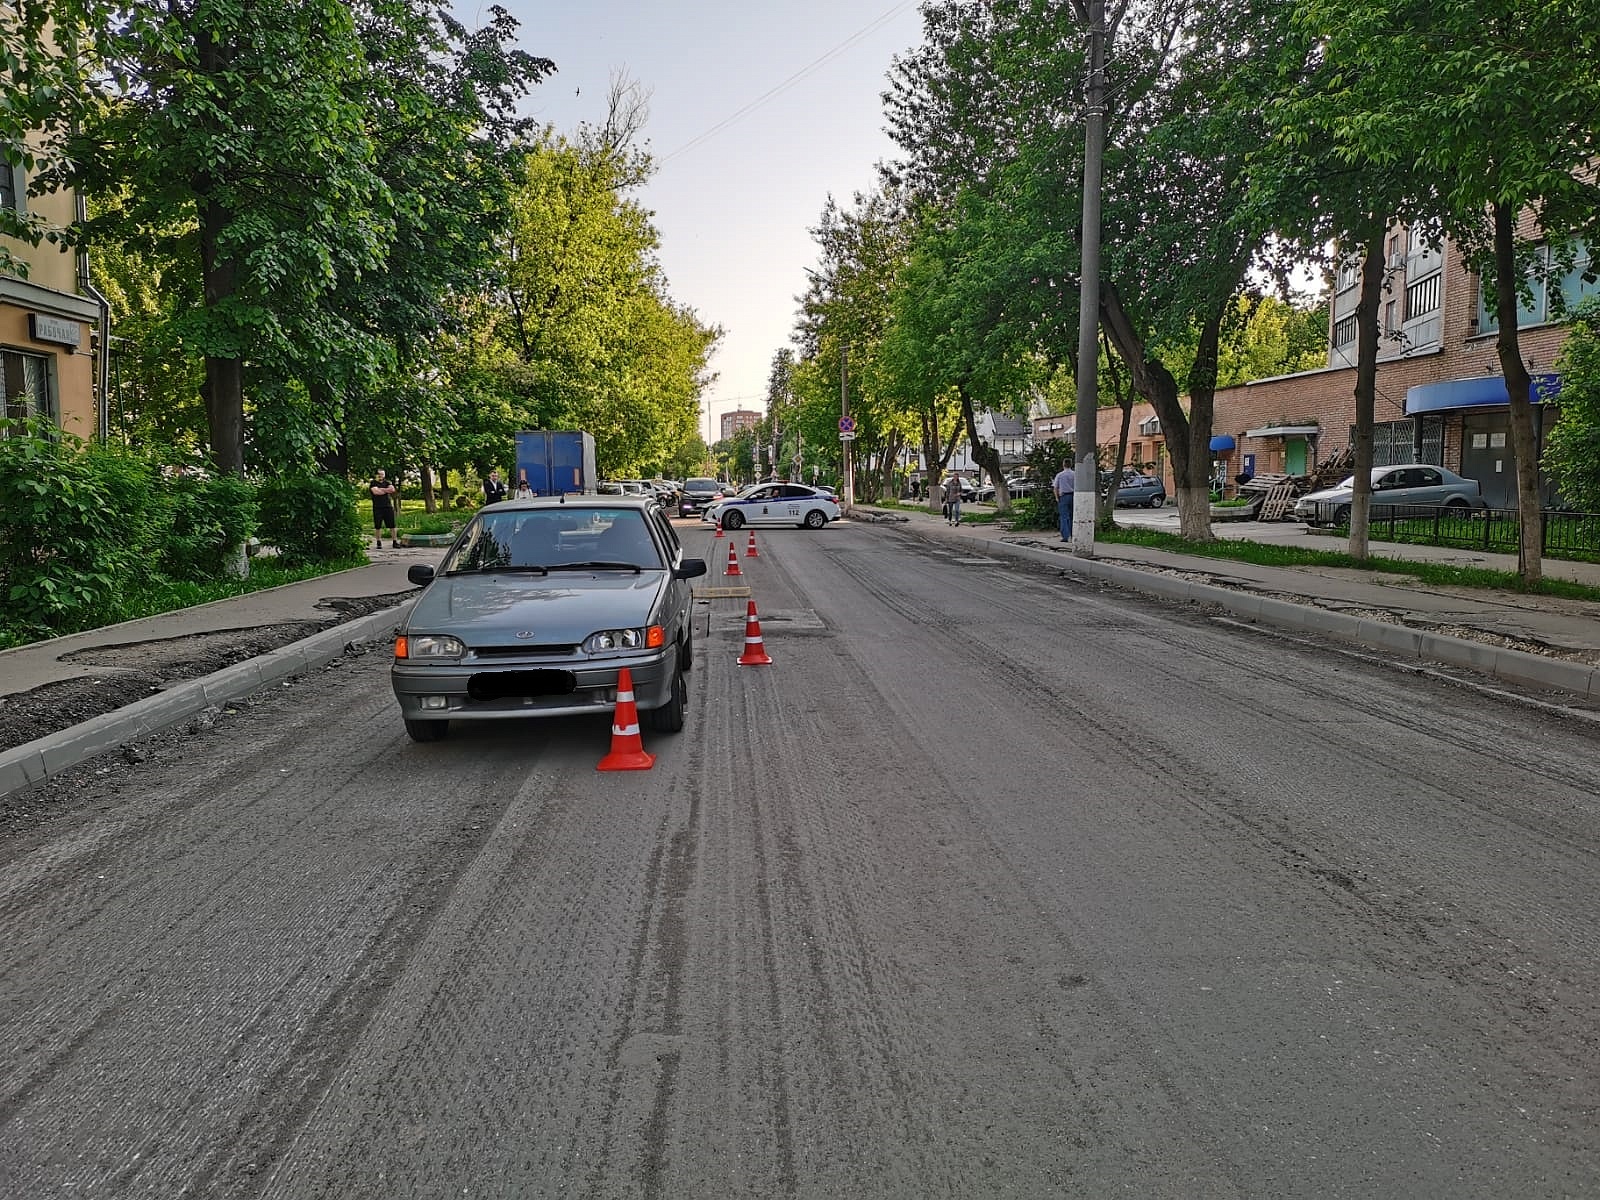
xmin=369 ymin=469 xmax=400 ymax=549
xmin=482 ymin=468 xmax=507 ymax=506
xmin=1052 ymin=462 xmax=1076 ymax=542
xmin=941 ymin=474 xmax=963 ymax=526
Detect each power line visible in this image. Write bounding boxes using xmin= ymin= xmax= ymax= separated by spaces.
xmin=659 ymin=2 xmax=917 ymax=167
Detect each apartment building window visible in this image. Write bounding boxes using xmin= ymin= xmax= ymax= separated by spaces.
xmin=2 ymin=348 xmax=53 ymax=427
xmin=1332 ymin=314 xmax=1358 ymax=348
xmin=1384 ymin=301 xmax=1398 ymax=333
xmin=0 ymin=160 xmax=22 ymax=214
xmin=1404 ymin=272 xmax=1441 ymax=321
xmin=1477 ymin=240 xmax=1600 ymax=332
xmin=1335 ymin=259 xmax=1359 ymax=292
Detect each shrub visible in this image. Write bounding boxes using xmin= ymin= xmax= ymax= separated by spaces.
xmin=257 ymin=472 xmax=365 ymax=565
xmin=0 ymin=418 xmax=156 ymax=638
xmin=158 ymin=471 xmax=258 ymax=578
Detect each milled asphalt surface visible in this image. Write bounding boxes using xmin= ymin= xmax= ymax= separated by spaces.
xmin=3 ymin=512 xmax=1599 ymax=799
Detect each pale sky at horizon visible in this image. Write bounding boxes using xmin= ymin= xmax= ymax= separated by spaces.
xmin=491 ymin=1 xmax=926 ymax=446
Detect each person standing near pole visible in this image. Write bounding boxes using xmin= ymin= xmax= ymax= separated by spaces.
xmin=1053 ymin=461 xmax=1076 ymax=542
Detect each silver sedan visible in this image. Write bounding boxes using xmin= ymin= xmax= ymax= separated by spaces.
xmin=391 ymin=497 xmax=707 ymax=742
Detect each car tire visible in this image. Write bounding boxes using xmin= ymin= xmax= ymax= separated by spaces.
xmin=1446 ymin=497 xmax=1469 ymax=511
xmin=1334 ymin=504 xmax=1351 ymax=526
xmin=802 ymin=509 xmax=827 ymax=529
xmin=645 ymin=662 xmax=686 ymax=733
xmin=1148 ymin=493 xmax=1165 ymax=508
xmin=722 ymin=510 xmax=744 ymax=530
xmin=681 ymin=627 xmax=694 ymax=672
xmin=404 ymin=718 xmax=449 ymax=742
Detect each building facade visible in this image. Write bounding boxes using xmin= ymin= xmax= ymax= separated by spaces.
xmin=1037 ymin=223 xmax=1589 ymax=508
xmin=1 ymin=144 xmax=104 ymax=440
xmin=720 ymin=408 xmax=760 ymax=442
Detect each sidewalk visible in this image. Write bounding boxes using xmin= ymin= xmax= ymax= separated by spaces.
xmin=4 ymin=515 xmax=1600 ymax=798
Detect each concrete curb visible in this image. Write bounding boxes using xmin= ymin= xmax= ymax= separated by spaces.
xmin=0 ymin=603 xmax=411 ymax=800
xmin=955 ymin=534 xmax=1600 ymax=703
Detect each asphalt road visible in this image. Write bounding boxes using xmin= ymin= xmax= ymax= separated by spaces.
xmin=2 ymin=519 xmax=1597 ymax=1198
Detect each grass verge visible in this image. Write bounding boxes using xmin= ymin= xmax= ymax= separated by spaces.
xmin=1094 ymin=525 xmax=1600 ymax=602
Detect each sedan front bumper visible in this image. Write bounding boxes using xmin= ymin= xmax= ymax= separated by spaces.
xmin=392 ymin=646 xmax=678 ymax=722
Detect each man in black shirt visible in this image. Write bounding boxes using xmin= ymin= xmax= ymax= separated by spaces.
xmin=370 ymin=470 xmax=399 ymax=549
xmin=483 ymin=468 xmax=507 ymax=506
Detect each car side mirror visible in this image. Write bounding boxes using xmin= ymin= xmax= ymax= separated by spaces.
xmin=675 ymin=558 xmax=708 ymax=580
xmin=407 ymin=563 xmax=436 ymax=586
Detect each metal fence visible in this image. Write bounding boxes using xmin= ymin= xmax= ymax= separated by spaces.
xmin=1306 ymin=501 xmax=1600 ymax=562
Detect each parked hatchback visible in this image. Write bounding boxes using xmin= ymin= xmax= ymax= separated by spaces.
xmin=391 ymin=496 xmax=707 ymax=742
xmin=1112 ymin=471 xmax=1167 ymax=508
xmin=1294 ymin=464 xmax=1485 ymax=526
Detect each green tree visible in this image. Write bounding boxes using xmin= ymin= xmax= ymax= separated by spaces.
xmin=71 ymin=0 xmax=394 ymax=477
xmin=1543 ymin=297 xmax=1600 ymax=512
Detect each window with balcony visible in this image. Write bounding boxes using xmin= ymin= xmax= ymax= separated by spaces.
xmin=1332 ymin=315 xmax=1358 ymax=348
xmin=1404 ymin=272 xmax=1440 ymax=320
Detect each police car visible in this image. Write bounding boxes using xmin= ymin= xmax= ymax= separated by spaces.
xmin=701 ymin=482 xmax=841 ymax=530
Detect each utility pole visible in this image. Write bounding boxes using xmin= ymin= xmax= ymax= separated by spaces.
xmin=1072 ymin=0 xmax=1107 ymax=553
xmin=842 ymin=342 xmax=854 ymax=511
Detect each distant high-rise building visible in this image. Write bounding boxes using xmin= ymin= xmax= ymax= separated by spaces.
xmin=720 ymin=408 xmax=760 ymax=441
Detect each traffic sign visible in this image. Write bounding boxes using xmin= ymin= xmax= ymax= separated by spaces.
xmin=839 ymin=431 xmax=857 ymax=441
xmin=838 ymin=416 xmax=856 ymax=434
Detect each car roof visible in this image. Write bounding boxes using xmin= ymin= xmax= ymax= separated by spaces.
xmin=481 ymin=494 xmax=660 ymax=512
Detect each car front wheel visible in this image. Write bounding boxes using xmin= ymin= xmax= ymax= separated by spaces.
xmin=722 ymin=510 xmax=745 ymax=530
xmin=645 ymin=663 xmax=686 ymax=733
xmin=802 ymin=509 xmax=827 ymax=529
xmin=404 ymin=718 xmax=449 ymax=742
xmin=1334 ymin=504 xmax=1351 ymax=526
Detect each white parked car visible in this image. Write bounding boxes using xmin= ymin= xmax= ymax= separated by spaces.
xmin=1294 ymin=464 xmax=1486 ymax=527
xmin=702 ymin=482 xmax=841 ymax=530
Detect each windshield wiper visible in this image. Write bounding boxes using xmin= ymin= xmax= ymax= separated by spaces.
xmin=548 ymin=561 xmax=645 ymax=573
xmin=444 ymin=564 xmax=549 ymax=576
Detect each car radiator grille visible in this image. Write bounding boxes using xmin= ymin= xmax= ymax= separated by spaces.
xmin=471 ymin=643 xmax=580 ymax=657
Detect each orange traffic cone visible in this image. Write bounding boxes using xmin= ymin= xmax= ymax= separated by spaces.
xmin=725 ymin=541 xmax=743 ymax=576
xmin=714 ymin=517 xmax=724 ymax=538
xmin=745 ymin=530 xmax=759 ymax=558
xmin=597 ymin=667 xmax=656 ymax=771
xmin=738 ymin=599 xmax=773 ymax=666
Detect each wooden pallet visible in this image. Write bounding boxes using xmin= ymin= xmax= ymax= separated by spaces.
xmin=1258 ymin=481 xmax=1299 ymax=520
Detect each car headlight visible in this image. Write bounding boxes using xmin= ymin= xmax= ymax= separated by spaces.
xmin=583 ymin=626 xmax=666 ymax=653
xmin=396 ymin=634 xmax=466 ymax=659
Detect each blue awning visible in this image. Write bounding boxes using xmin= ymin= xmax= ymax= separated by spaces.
xmin=1209 ymin=434 xmax=1236 ymax=452
xmin=1406 ymin=373 xmax=1561 ymax=415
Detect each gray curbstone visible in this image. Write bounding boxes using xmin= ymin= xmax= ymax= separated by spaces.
xmin=0 ymin=602 xmax=411 ymax=800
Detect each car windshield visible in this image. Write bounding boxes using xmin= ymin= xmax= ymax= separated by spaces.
xmin=440 ymin=508 xmax=664 ymax=573
xmin=685 ymin=478 xmax=719 ymax=491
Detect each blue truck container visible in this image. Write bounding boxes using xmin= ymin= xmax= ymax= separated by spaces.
xmin=513 ymin=430 xmax=597 ymax=497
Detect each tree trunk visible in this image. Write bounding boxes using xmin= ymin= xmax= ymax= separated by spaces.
xmin=957 ymin=387 xmax=1004 ymax=512
xmin=1491 ymin=201 xmax=1542 ymax=585
xmin=420 ymin=464 xmax=436 ymax=513
xmin=1349 ymin=230 xmax=1386 ymax=561
xmin=199 ymin=197 xmax=244 ymax=477
xmin=1101 ymin=283 xmax=1214 ymax=540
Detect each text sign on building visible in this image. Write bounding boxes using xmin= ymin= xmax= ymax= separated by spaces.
xmin=29 ymin=314 xmax=82 ymax=348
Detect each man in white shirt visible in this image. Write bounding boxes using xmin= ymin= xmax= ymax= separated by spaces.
xmin=1052 ymin=463 xmax=1076 ymax=542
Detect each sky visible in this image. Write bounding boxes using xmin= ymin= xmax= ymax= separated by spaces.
xmin=490 ymin=1 xmax=927 ymax=446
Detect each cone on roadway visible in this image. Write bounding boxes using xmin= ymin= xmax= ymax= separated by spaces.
xmin=714 ymin=516 xmax=724 ymax=538
xmin=597 ymin=667 xmax=655 ymax=771
xmin=725 ymin=541 xmax=742 ymax=576
xmin=738 ymin=598 xmax=773 ymax=666
xmin=745 ymin=530 xmax=759 ymax=558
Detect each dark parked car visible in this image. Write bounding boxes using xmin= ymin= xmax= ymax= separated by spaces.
xmin=1111 ymin=471 xmax=1166 ymax=508
xmin=677 ymin=477 xmax=726 ymax=518
xmin=391 ymin=496 xmax=707 ymax=742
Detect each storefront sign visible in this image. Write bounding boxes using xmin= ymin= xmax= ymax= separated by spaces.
xmin=29 ymin=313 xmax=82 ymax=347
